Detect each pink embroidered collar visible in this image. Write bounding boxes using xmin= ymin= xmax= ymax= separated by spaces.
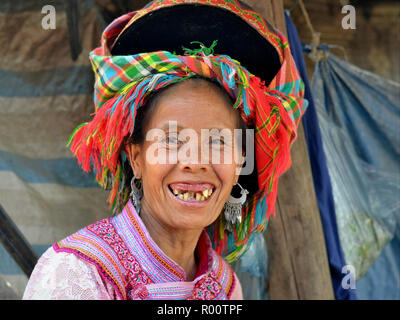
xmin=123 ymin=200 xmax=211 ymax=281
xmin=54 ymin=200 xmax=235 ymax=300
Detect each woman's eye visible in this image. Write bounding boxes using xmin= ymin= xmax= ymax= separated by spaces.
xmin=167 ymin=136 xmax=178 ymax=144
xmin=162 ymin=134 xmax=180 ymax=146
xmin=210 ymin=137 xmax=224 ymax=145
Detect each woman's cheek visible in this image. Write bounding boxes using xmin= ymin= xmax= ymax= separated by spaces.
xmin=212 ymin=163 xmax=236 ymax=199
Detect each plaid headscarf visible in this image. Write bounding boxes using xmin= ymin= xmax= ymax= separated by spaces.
xmin=68 ymin=0 xmax=308 ymax=262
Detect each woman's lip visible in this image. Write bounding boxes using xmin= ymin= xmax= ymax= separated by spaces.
xmin=168 ymin=182 xmax=215 ymax=192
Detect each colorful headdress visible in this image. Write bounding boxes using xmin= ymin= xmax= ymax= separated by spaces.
xmin=68 ymin=0 xmax=308 ymax=262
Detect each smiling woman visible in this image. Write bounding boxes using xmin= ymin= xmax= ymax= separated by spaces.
xmin=22 ymin=0 xmax=307 ymax=300
xmin=126 ymin=78 xmax=244 ymax=282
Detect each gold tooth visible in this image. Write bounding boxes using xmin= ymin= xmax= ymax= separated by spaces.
xmin=183 ymin=192 xmax=189 ymax=201
xmin=196 ymin=193 xmax=201 ymax=201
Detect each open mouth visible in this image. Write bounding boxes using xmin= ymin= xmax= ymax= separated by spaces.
xmin=168 ymin=183 xmax=215 ymax=202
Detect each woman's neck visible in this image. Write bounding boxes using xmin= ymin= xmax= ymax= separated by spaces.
xmin=139 ymin=208 xmax=202 ymax=281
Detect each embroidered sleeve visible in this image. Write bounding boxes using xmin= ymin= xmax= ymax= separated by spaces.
xmin=23 ymin=247 xmax=119 ymax=300
xmin=229 ymin=272 xmax=243 ymax=300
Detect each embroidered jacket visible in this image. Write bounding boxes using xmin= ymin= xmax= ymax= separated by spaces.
xmin=51 ymin=201 xmax=237 ymax=300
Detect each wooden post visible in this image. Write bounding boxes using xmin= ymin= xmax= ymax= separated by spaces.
xmin=0 ymin=205 xmax=38 ymax=277
xmin=242 ymin=0 xmax=334 ymax=299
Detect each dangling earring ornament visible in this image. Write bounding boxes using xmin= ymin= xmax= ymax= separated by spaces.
xmin=223 ymin=183 xmax=249 ymax=232
xmin=130 ymin=176 xmax=143 ymax=214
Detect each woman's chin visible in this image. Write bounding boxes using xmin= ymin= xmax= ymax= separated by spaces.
xmin=167 ymin=206 xmax=213 ymax=230
xmin=167 ymin=209 xmax=213 ymax=231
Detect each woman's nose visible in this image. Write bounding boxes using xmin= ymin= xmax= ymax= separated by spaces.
xmin=177 ymin=138 xmax=211 ymax=172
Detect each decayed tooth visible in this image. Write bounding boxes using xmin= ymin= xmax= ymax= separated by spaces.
xmin=196 ymin=193 xmax=201 ymax=201
xmin=183 ymin=192 xmax=189 ymax=201
xmin=189 ymin=191 xmax=194 ymax=199
xmin=203 ymin=189 xmax=209 ymax=198
xmin=209 ymin=189 xmax=213 ymax=195
xmin=201 ymin=195 xmax=205 ymax=201
xmin=178 ymin=194 xmax=184 ymax=200
xmin=173 ymin=189 xmax=179 ymax=195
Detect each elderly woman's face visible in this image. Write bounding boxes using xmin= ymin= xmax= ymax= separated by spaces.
xmin=129 ymin=80 xmax=243 ymax=231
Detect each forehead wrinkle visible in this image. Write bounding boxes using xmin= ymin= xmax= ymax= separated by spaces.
xmin=146 ymin=81 xmax=239 ymax=133
xmin=158 ymin=121 xmax=234 ymax=132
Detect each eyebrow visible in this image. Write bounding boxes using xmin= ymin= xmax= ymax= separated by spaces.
xmin=159 ymin=122 xmax=231 ymax=131
xmin=159 ymin=123 xmax=182 ymax=131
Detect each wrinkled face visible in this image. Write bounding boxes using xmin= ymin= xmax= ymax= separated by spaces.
xmin=128 ymin=79 xmax=244 ymax=231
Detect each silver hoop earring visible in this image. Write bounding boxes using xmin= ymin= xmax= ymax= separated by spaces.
xmin=223 ymin=183 xmax=249 ymax=231
xmin=130 ymin=176 xmax=143 ymax=214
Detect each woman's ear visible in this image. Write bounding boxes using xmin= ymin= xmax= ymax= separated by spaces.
xmin=234 ymin=150 xmax=245 ymax=176
xmin=126 ymin=144 xmax=142 ymax=178
xmin=234 ymin=177 xmax=239 ymax=186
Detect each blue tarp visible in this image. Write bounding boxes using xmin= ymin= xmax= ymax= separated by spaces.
xmin=311 ymin=47 xmax=400 ymax=298
xmin=285 ymin=11 xmax=357 ymax=300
